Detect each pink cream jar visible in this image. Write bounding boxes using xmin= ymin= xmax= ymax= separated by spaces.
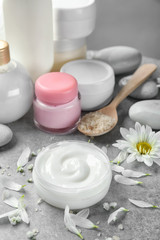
xmin=33 ymin=72 xmax=81 ymax=134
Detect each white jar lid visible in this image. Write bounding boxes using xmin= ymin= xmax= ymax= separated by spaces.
xmin=54 ymin=38 xmax=86 ymax=52
xmin=53 ymin=0 xmax=96 ymax=40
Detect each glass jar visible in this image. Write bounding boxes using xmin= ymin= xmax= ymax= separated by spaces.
xmin=52 ymin=38 xmax=87 ymax=72
xmin=33 ymin=72 xmax=81 ymax=134
xmin=0 ymin=40 xmax=33 ymax=124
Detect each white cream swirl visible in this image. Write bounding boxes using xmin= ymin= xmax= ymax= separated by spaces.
xmin=37 ymin=142 xmax=109 ymax=188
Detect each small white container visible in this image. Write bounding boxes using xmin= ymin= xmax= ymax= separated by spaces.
xmin=61 ymin=60 xmax=115 ymax=111
xmin=33 ymin=141 xmax=112 ymax=209
xmin=53 ymin=0 xmax=96 ymax=40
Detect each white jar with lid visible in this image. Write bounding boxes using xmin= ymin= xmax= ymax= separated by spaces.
xmin=3 ymin=0 xmax=54 ymax=82
xmin=52 ymin=0 xmax=96 ymax=71
xmin=53 ymin=0 xmax=96 ymax=40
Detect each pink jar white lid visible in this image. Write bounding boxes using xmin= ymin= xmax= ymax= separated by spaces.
xmin=35 ymin=72 xmax=78 ymax=105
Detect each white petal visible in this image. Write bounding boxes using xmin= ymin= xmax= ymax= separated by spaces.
xmin=64 ymin=205 xmax=83 ymax=239
xmin=0 ymin=177 xmax=26 ymax=191
xmin=122 ymin=169 xmax=150 ymax=178
xmin=129 ymin=198 xmax=159 ymax=208
xmin=101 ymin=146 xmax=107 ymax=155
xmin=126 ymin=153 xmax=136 ymax=163
xmin=135 ymin=122 xmax=142 ymax=133
xmin=17 ymin=147 xmax=31 ymax=168
xmin=0 ymin=209 xmax=19 ymax=219
xmin=145 ymin=125 xmax=152 ymax=140
xmin=153 ymin=158 xmax=160 ymax=166
xmin=76 ymin=209 xmax=89 ymax=219
xmin=144 ymin=157 xmax=153 ymax=167
xmin=120 ymin=127 xmax=130 ymax=140
xmin=70 ymin=215 xmax=98 ymax=229
xmin=19 ymin=208 xmax=30 ymax=224
xmin=154 ymin=131 xmax=160 ymax=141
xmin=2 ymin=190 xmax=19 ymax=208
xmin=111 ymin=164 xmax=124 ymax=173
xmin=113 ymin=140 xmax=129 ymax=150
xmin=108 ymin=207 xmax=129 ymax=224
xmin=136 ymin=155 xmax=144 ymax=162
xmin=112 ymin=151 xmax=128 ymax=164
xmin=114 ymin=175 xmax=142 ymax=185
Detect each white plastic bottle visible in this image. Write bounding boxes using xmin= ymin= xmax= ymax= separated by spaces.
xmin=3 ymin=0 xmax=54 ymax=82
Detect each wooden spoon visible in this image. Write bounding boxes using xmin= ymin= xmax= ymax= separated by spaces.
xmin=78 ymin=63 xmax=157 ymax=136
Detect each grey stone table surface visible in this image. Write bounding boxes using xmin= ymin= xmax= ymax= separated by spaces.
xmin=0 ymin=57 xmax=160 ymax=240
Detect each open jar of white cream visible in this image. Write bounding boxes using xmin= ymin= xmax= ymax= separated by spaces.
xmin=33 ymin=141 xmax=112 ymax=209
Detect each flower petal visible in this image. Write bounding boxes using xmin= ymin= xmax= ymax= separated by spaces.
xmin=111 ymin=164 xmax=124 ymax=173
xmin=101 ymin=146 xmax=107 ymax=155
xmin=153 ymin=158 xmax=160 ymax=166
xmin=126 ymin=153 xmax=136 ymax=163
xmin=0 ymin=209 xmax=19 ymax=219
xmin=19 ymin=208 xmax=30 ymax=224
xmin=129 ymin=198 xmax=159 ymax=208
xmin=71 ymin=215 xmax=98 ymax=229
xmin=113 ymin=140 xmax=129 ymax=150
xmin=76 ymin=209 xmax=89 ymax=219
xmin=0 ymin=177 xmax=26 ymax=191
xmin=108 ymin=207 xmax=129 ymax=224
xmin=122 ymin=169 xmax=151 ymax=178
xmin=120 ymin=127 xmax=130 ymax=140
xmin=64 ymin=205 xmax=83 ymax=239
xmin=112 ymin=151 xmax=128 ymax=164
xmin=144 ymin=157 xmax=153 ymax=167
xmin=136 ymin=155 xmax=144 ymax=162
xmin=135 ymin=122 xmax=142 ymax=134
xmin=114 ymin=175 xmax=143 ymax=185
xmin=17 ymin=147 xmax=31 ymax=168
xmin=2 ymin=190 xmax=19 ymax=208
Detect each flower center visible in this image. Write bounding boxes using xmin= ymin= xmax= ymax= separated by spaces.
xmin=136 ymin=142 xmax=152 ymax=154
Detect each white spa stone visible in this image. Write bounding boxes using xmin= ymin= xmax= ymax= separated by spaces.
xmin=119 ymin=75 xmax=158 ymax=99
xmin=87 ymin=46 xmax=142 ymax=75
xmin=0 ymin=124 xmax=13 ymax=147
xmin=129 ymin=100 xmax=160 ymax=129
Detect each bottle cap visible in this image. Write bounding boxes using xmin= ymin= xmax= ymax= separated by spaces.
xmin=0 ymin=40 xmax=10 ymax=66
xmin=35 ymin=72 xmax=78 ymax=105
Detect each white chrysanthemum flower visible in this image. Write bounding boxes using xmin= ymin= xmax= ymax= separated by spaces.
xmin=113 ymin=122 xmax=160 ymax=167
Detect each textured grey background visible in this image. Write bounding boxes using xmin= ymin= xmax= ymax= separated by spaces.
xmin=88 ymin=0 xmax=160 ymax=59
xmin=1 ymin=1 xmax=160 ymax=240
xmin=0 ymin=57 xmax=160 ymax=240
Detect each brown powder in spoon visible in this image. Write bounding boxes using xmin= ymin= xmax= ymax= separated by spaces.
xmin=78 ymin=111 xmax=116 ymax=136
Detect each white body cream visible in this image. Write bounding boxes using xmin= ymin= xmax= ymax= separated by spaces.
xmin=33 ymin=141 xmax=112 ymax=209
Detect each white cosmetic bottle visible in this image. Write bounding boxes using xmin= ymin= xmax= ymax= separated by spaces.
xmin=0 ymin=40 xmax=34 ymax=123
xmin=3 ymin=0 xmax=54 ymax=82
